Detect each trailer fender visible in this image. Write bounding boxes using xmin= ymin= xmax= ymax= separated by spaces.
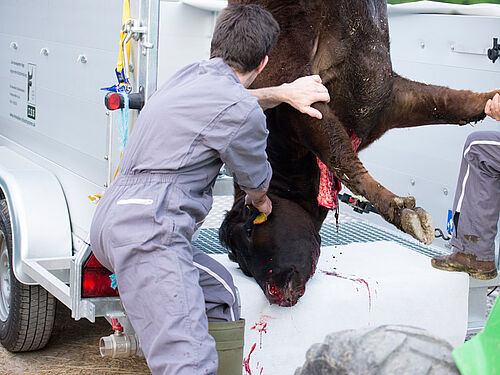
xmin=0 ymin=147 xmax=72 ymax=285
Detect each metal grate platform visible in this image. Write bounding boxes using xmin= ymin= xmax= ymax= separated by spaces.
xmin=193 ymin=220 xmax=447 ymax=258
xmin=194 ymin=195 xmax=448 ymax=257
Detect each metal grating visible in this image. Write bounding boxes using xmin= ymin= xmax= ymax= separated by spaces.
xmin=192 ymin=221 xmax=448 ymax=257
xmin=193 ymin=227 xmax=227 ymax=255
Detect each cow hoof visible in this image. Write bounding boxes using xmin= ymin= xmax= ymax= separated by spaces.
xmin=400 ymin=207 xmax=435 ymax=245
xmin=389 ymin=196 xmax=416 ymax=216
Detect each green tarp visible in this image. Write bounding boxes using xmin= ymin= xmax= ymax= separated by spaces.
xmin=453 ymin=297 xmax=500 ymax=374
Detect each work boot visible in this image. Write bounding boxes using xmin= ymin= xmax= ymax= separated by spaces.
xmin=208 ymin=319 xmax=245 ymax=375
xmin=431 ymin=250 xmax=498 ymax=280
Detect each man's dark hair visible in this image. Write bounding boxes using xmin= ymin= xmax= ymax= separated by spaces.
xmin=210 ymin=3 xmax=280 ymax=73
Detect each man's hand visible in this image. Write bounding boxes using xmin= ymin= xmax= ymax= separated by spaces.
xmin=280 ymin=75 xmax=330 ymax=119
xmin=249 ymin=75 xmax=330 ymax=118
xmin=485 ymin=93 xmax=500 ymax=121
xmin=245 ymin=193 xmax=273 ymax=216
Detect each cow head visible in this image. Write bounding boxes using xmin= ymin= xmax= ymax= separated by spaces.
xmin=219 ymin=194 xmax=321 ymax=307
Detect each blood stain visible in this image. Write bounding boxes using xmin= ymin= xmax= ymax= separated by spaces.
xmin=243 ymin=343 xmax=257 ymax=375
xmin=251 ymin=319 xmax=268 ymax=348
xmin=321 ymin=270 xmax=373 ymax=311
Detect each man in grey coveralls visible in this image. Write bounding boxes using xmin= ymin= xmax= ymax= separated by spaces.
xmin=432 ymin=94 xmax=500 ymax=280
xmin=90 ymin=4 xmax=330 ymax=375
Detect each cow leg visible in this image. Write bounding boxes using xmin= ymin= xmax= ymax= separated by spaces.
xmin=280 ymin=103 xmax=434 ymax=244
xmin=367 ymin=75 xmax=500 ymax=144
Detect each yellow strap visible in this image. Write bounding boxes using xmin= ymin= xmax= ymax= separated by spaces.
xmin=113 ymin=152 xmax=123 ymax=180
xmin=117 ymin=0 xmax=131 ymax=75
xmin=88 ymin=193 xmax=102 ymax=202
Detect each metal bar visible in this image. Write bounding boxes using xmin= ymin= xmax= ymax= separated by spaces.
xmin=70 ymin=242 xmax=92 ymax=320
xmin=22 ymin=259 xmax=71 ymax=308
xmin=106 ymin=111 xmax=114 ymax=187
xmin=90 ymin=297 xmax=125 ymax=318
xmin=138 ymin=0 xmax=159 ymax=101
xmin=30 ymin=257 xmax=72 ymax=271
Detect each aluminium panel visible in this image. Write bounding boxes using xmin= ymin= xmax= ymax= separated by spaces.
xmin=358 ymin=13 xmax=500 ymax=254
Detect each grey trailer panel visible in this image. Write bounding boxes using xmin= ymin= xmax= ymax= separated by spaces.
xmin=0 ymin=0 xmax=124 ymax=244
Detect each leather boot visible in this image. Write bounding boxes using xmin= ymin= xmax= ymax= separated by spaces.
xmin=431 ymin=250 xmax=498 ymax=280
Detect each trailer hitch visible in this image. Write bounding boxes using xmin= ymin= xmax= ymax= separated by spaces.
xmin=488 ymin=38 xmax=500 ymax=63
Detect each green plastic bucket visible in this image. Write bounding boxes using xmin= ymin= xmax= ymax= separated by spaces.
xmin=209 ymin=319 xmax=245 ymax=375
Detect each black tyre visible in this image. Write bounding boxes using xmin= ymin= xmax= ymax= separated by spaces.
xmin=295 ymin=325 xmax=460 ymax=375
xmin=0 ymin=199 xmax=56 ymax=352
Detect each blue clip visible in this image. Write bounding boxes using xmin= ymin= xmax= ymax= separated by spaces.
xmin=101 ymin=68 xmax=132 ymax=93
xmin=446 ymin=209 xmax=454 ymax=234
xmin=109 ymin=273 xmax=118 ymax=290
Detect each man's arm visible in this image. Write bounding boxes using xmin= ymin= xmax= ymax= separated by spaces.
xmin=249 ymin=75 xmax=330 ymax=119
xmin=485 ymin=93 xmax=500 ymax=121
xmin=218 ymin=107 xmax=274 ymax=216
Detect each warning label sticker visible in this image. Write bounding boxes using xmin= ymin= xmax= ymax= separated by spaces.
xmin=8 ymin=60 xmax=36 ymax=126
xmin=27 ymin=63 xmax=36 ymax=120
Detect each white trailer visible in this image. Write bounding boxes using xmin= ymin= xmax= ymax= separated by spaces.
xmin=0 ymin=0 xmax=498 ymax=363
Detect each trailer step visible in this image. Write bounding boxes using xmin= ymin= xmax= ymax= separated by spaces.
xmin=22 ymin=257 xmax=72 ymax=308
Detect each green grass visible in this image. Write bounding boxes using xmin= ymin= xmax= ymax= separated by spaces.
xmin=388 ymin=0 xmax=500 ymax=4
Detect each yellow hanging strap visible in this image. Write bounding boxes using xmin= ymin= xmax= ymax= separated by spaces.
xmin=113 ymin=152 xmax=123 ymax=180
xmin=88 ymin=193 xmax=102 ymax=202
xmin=116 ymin=0 xmax=131 ymax=88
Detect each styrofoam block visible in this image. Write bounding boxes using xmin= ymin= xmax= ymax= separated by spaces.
xmin=212 ymin=241 xmax=469 ymax=374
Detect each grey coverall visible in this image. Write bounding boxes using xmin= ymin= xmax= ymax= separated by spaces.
xmin=90 ymin=57 xmax=272 ymax=375
xmin=450 ymin=131 xmax=500 ymax=261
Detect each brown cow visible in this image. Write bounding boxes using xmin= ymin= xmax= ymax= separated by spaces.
xmin=219 ymin=0 xmax=499 ymax=306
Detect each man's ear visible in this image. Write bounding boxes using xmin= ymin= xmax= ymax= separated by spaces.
xmin=255 ymin=56 xmax=269 ymax=74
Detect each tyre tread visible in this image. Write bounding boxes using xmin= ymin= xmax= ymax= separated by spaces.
xmin=0 ymin=199 xmax=55 ymax=352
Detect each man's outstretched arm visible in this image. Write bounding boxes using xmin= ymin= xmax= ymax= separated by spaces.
xmin=249 ymin=75 xmax=330 ymax=119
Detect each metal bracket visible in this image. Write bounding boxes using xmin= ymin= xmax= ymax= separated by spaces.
xmin=488 ymin=38 xmax=500 ymax=63
xmin=122 ymin=19 xmax=154 ymax=59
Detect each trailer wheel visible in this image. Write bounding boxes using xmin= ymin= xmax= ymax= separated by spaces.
xmin=295 ymin=325 xmax=460 ymax=375
xmin=0 ymin=199 xmax=56 ymax=352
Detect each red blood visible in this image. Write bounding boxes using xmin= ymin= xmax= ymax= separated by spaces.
xmin=251 ymin=319 xmax=269 ymax=348
xmin=321 ymin=270 xmax=373 ymax=311
xmin=244 ymin=343 xmax=257 ymax=375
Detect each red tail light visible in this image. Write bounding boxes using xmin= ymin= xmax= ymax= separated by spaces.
xmin=82 ymin=254 xmax=119 ymax=298
xmin=106 ymin=93 xmax=122 ymax=110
